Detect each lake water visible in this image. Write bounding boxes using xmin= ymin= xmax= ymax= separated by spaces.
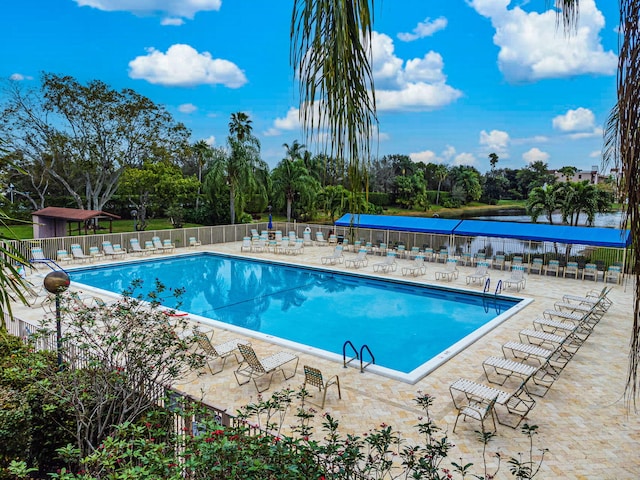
xmin=471 ymin=211 xmax=624 ymax=228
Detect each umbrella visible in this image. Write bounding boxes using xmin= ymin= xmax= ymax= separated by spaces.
xmin=268 ymin=213 xmax=273 ymax=230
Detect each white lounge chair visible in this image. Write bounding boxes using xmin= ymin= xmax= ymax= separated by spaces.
xmin=189 ymin=236 xmax=202 ymax=248
xmin=70 ymin=244 xmax=92 ymax=263
xmin=195 ymin=332 xmax=250 ymax=375
xmin=529 ymin=258 xmax=544 ymax=275
xmin=372 ymin=251 xmax=397 ymax=273
xmin=435 ymin=258 xmax=458 ymax=281
xmin=401 ymin=255 xmax=426 ymax=276
xmin=102 ymin=241 xmax=126 ymax=259
xmin=321 ymin=246 xmax=344 ymax=265
xmin=89 ymin=246 xmax=105 ymax=260
xmin=545 ymin=259 xmax=561 ymax=277
xmin=345 ymin=248 xmax=368 ymax=269
xmin=129 ymin=238 xmax=151 ymax=256
xmin=466 ymin=261 xmax=489 ymax=285
xmin=605 ymin=265 xmax=622 ymax=284
xmin=240 ymin=237 xmax=252 ymax=252
xmin=504 ymin=265 xmax=526 ymax=291
xmin=287 ymin=239 xmax=305 ymax=255
xmin=56 ymin=249 xmax=73 ymax=264
xmin=315 ymin=231 xmax=328 ymax=246
xmin=564 ymin=261 xmax=580 ymax=279
xmin=144 ymin=240 xmax=160 ymax=254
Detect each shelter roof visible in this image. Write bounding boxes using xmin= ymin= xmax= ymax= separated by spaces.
xmin=334 ymin=213 xmax=631 ymax=248
xmin=32 ymin=207 xmax=120 ymax=221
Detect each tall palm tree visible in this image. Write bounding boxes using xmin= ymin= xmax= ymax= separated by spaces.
xmin=205 ymin=112 xmax=265 ymax=224
xmin=526 ymin=183 xmax=561 ymax=224
xmin=434 ymin=164 xmax=448 ymax=206
xmin=191 ymin=140 xmax=212 ymax=209
xmin=558 ymin=0 xmax=640 ymax=404
xmin=291 ymin=0 xmax=377 ymax=221
xmin=271 ymin=158 xmax=320 ymax=221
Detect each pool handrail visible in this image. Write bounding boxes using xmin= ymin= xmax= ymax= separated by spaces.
xmin=343 ymin=340 xmax=359 ymax=368
xmin=360 ymin=344 xmax=375 ymax=373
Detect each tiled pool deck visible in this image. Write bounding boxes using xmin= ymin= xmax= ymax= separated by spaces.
xmin=14 ymin=242 xmax=639 ymax=478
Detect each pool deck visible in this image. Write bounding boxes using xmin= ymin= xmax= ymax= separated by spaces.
xmin=14 ymin=243 xmax=639 ymax=478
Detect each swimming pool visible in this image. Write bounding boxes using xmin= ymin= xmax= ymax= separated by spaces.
xmin=68 ymin=252 xmax=529 ymax=383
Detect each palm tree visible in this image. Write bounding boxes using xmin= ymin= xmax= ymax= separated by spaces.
xmin=191 ymin=140 xmax=212 ymax=209
xmin=434 ymin=164 xmax=448 ymax=206
xmin=489 ymin=153 xmax=499 ymax=170
xmin=283 ymin=140 xmax=306 ymax=162
xmin=526 ymin=183 xmax=561 ymax=224
xmin=291 ymin=0 xmax=377 ymax=220
xmin=271 ymin=157 xmax=320 ymax=221
xmin=205 ymin=112 xmax=265 ymax=224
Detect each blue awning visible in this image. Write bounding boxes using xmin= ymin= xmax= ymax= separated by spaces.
xmin=335 ymin=214 xmax=461 ymax=235
xmin=334 ymin=214 xmax=631 ymax=248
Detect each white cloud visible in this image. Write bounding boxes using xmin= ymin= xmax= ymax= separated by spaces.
xmin=479 ymin=129 xmax=510 ymax=158
xmin=453 ymin=152 xmax=477 ymax=166
xmin=398 ymin=16 xmax=448 ymax=42
xmin=522 ymin=147 xmax=549 ymax=164
xmin=512 ymin=134 xmax=549 ymax=145
xmin=9 ymin=73 xmax=26 ymax=81
xmin=273 ymin=107 xmax=302 ymax=131
xmin=469 ymin=0 xmax=616 ymax=82
xmin=128 ymin=44 xmax=246 ymax=88
xmin=161 ymin=17 xmax=184 ymax=26
xmin=204 ymin=135 xmax=215 ymax=146
xmin=409 ymin=150 xmax=439 ymax=163
xmin=568 ymin=127 xmax=603 ymax=140
xmin=441 ymin=145 xmax=457 ymax=162
xmin=589 ymin=149 xmax=602 ymax=158
xmin=178 ymin=103 xmax=197 ymax=114
xmin=73 ymin=0 xmax=221 ymax=23
xmin=371 ymin=32 xmax=462 ymax=111
xmin=552 ymin=107 xmax=595 ymax=131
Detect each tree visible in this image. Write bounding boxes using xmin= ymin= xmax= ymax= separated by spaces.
xmin=449 ymin=166 xmax=482 ymax=204
xmin=318 ymin=185 xmax=350 ymax=222
xmin=0 ymin=74 xmax=190 ymax=211
xmin=270 ymin=157 xmax=320 ymax=221
xmin=516 ymin=161 xmax=555 ymax=197
xmin=526 ymin=183 xmax=561 ymax=224
xmin=291 ymin=0 xmax=377 ymax=218
xmin=557 ymin=181 xmax=612 ymax=226
xmin=558 ymin=166 xmax=578 ymax=182
xmin=118 ymin=160 xmax=199 ymax=230
xmin=434 ymin=164 xmax=449 ymax=206
xmin=41 ymin=283 xmax=205 ymax=458
xmin=489 ymin=152 xmax=499 ymax=170
xmin=204 ymin=112 xmax=267 ymax=224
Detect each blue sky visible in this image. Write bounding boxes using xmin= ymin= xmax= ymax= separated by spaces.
xmin=2 ymin=0 xmax=618 ymax=173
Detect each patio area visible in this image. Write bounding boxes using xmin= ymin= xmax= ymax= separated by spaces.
xmin=12 ymin=240 xmax=639 ymax=478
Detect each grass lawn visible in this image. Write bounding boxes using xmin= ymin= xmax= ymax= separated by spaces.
xmin=1 ymin=218 xmax=202 ymax=240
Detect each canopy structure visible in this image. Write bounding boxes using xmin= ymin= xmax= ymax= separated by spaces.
xmin=334 ymin=214 xmax=631 ymax=249
xmin=32 ymin=207 xmax=121 ymax=238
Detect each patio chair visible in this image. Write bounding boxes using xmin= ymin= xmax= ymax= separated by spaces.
xmin=89 ymin=246 xmax=105 ymax=260
xmin=29 ymin=247 xmax=58 ymax=270
xmin=435 ymin=258 xmax=459 ymax=281
xmin=395 ymin=244 xmax=407 ymax=258
xmin=453 ymin=393 xmax=498 ymax=434
xmin=239 ymin=237 xmax=252 ymax=252
xmin=460 ymin=252 xmax=473 ymax=266
xmin=321 ymin=245 xmax=344 ymax=265
xmin=129 ymin=238 xmax=150 ymax=256
xmin=189 ymin=236 xmax=202 ymax=248
xmin=492 ymin=254 xmax=506 ymax=271
xmin=303 ymin=365 xmax=341 ymax=409
xmin=70 ymin=244 xmax=92 ymax=263
xmin=303 ymin=229 xmax=313 ymax=246
xmin=251 ymin=237 xmax=266 ymax=253
xmin=102 ymin=241 xmax=126 ymax=259
xmin=152 ymin=236 xmax=173 ymax=253
xmin=511 ymin=255 xmax=524 ymax=268
xmin=195 ymin=332 xmax=250 ymax=375
xmin=605 ymin=265 xmax=622 ymax=284
xmin=563 ymin=261 xmax=579 ymax=279
xmin=401 ymin=255 xmax=427 ymax=277
xmin=504 ymin=265 xmax=526 ymax=291
xmin=449 ymin=377 xmax=536 ymax=428
xmin=374 ymin=242 xmax=388 ymax=256
xmin=544 ymin=259 xmax=561 ymax=277
xmin=562 ymin=287 xmax=613 ymax=312
xmin=345 ymin=248 xmax=368 ymax=269
xmin=56 ymin=249 xmax=73 ymax=264
xmin=436 ymin=249 xmax=448 ymax=263
xmin=287 ymin=239 xmax=305 ymax=255
xmin=373 ymin=251 xmax=397 ymax=273
xmin=482 ymin=356 xmax=539 ymax=386
xmin=144 ymin=240 xmax=160 ymax=254
xmin=277 ymin=237 xmax=290 ymax=254
xmin=275 ymin=231 xmax=283 ymax=243
xmin=328 ymin=234 xmax=338 ymax=246
xmin=113 ymin=244 xmax=128 ymax=256
xmin=466 ymin=261 xmax=489 ymax=285
xmin=162 ymin=239 xmax=176 ymax=252
xmin=529 ymin=257 xmax=544 ymax=275
xmin=234 ymin=343 xmax=299 ymax=393
xmin=315 ymin=231 xmax=328 ymax=246
xmin=422 ymin=247 xmax=435 ymax=262
xmin=408 ymin=246 xmax=421 ymax=260
xmin=581 ymin=263 xmax=598 ymax=281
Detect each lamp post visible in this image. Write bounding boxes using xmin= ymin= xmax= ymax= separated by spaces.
xmin=43 ymin=271 xmax=70 ymax=368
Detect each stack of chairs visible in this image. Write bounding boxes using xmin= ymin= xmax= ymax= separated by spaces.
xmin=450 ymin=287 xmax=613 ymax=432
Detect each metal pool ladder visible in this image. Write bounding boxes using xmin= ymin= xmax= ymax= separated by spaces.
xmin=343 ymin=340 xmax=376 ymax=373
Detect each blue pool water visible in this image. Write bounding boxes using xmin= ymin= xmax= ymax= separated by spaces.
xmin=69 ymin=253 xmax=521 ymax=377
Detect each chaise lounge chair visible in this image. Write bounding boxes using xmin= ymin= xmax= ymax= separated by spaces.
xmin=70 ymin=244 xmax=92 ymax=263
xmin=466 ymin=261 xmax=489 ymax=285
xmin=234 ymin=343 xmax=299 ymax=393
xmin=129 ymin=238 xmax=151 ymax=256
xmin=345 ymin=248 xmax=368 ymax=269
xmin=195 ymin=332 xmax=251 ymax=375
xmin=401 ymin=255 xmax=426 ymax=276
xmin=435 ymin=258 xmax=459 ymax=281
xmin=372 ymin=251 xmax=397 ymax=273
xmin=102 ymin=241 xmax=126 ymax=259
xmin=321 ymin=245 xmax=344 ymax=265
xmin=503 ymin=265 xmax=526 ymax=291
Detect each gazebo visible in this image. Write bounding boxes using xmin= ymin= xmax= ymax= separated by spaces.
xmin=32 ymin=207 xmax=121 ymax=238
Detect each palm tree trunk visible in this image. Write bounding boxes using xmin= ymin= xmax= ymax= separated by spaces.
xmin=229 ymin=185 xmax=236 ymax=224
xmin=286 ymin=196 xmax=293 ymax=222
